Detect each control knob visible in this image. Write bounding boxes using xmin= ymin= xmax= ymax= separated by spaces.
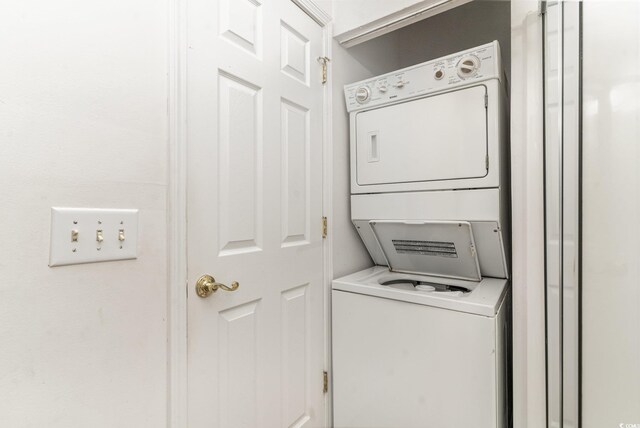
xmin=457 ymin=55 xmax=480 ymax=79
xmin=355 ymin=86 xmax=371 ymax=104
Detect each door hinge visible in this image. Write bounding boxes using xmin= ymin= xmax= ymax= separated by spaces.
xmin=322 ymin=216 xmax=328 ymax=239
xmin=485 ymin=155 xmax=490 ymax=170
xmin=317 ymin=56 xmax=330 ymax=84
xmin=484 ymin=94 xmax=488 ymax=108
xmin=323 ymin=371 xmax=329 ymax=393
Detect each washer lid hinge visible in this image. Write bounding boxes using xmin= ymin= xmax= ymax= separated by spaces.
xmin=323 ymin=371 xmax=329 ymax=393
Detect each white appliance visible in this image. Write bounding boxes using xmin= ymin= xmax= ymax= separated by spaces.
xmin=333 ymin=41 xmax=510 ymax=428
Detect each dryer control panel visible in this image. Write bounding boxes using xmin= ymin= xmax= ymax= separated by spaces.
xmin=344 ymin=41 xmax=501 ymax=112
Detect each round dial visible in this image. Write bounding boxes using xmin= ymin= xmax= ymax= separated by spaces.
xmin=355 ymin=86 xmax=371 ymax=103
xmin=457 ymin=55 xmax=480 ymax=79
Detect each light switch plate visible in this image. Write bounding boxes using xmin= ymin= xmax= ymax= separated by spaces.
xmin=49 ymin=207 xmax=139 ymax=267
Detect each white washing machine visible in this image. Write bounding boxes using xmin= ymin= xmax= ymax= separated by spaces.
xmin=333 ymin=41 xmax=510 ymax=428
xmin=333 ymin=266 xmax=509 ymax=428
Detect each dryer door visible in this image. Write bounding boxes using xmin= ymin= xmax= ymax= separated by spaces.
xmin=355 ymin=85 xmax=488 ymax=187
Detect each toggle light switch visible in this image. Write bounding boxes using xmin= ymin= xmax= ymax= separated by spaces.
xmin=49 ymin=207 xmax=138 ymax=266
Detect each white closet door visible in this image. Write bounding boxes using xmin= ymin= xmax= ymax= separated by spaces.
xmin=185 ymin=1 xmax=325 ymax=426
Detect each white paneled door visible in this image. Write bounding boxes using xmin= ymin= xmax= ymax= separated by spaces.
xmin=186 ymin=0 xmax=325 ymax=426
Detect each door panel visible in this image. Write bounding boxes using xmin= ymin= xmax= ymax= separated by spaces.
xmin=218 ymin=72 xmax=263 ymax=255
xmin=281 ymin=283 xmax=311 ymax=426
xmin=218 ymin=300 xmax=260 ymax=428
xmin=281 ymin=99 xmax=310 ymax=246
xmin=355 ymin=85 xmax=488 ymax=186
xmin=186 ymin=0 xmax=325 ymax=426
xmin=219 ymin=0 xmax=262 ymax=56
xmin=281 ymin=21 xmax=310 ymax=85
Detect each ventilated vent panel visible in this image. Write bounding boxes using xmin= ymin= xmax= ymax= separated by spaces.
xmin=392 ymin=240 xmax=458 ymax=258
xmin=370 ymin=220 xmax=481 ymax=281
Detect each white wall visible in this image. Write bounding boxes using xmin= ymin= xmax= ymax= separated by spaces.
xmin=582 ymin=1 xmax=640 ymax=425
xmin=0 ymin=1 xmax=168 ymax=426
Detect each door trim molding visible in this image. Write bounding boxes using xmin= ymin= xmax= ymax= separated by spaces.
xmin=542 ymin=2 xmax=582 ymax=425
xmin=510 ymin=1 xmax=547 ymax=427
xmin=321 ymin=22 xmax=334 ymax=427
xmin=291 ymin=0 xmax=332 ymax=26
xmin=167 ymin=0 xmax=188 ymax=425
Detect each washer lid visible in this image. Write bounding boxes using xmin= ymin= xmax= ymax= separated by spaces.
xmin=370 ymin=220 xmax=482 ymax=281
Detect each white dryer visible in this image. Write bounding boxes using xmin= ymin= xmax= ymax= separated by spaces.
xmin=333 ymin=41 xmax=510 ymax=428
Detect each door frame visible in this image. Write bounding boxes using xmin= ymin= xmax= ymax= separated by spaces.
xmin=510 ymin=1 xmax=547 ymax=427
xmin=167 ymin=2 xmax=333 ymax=427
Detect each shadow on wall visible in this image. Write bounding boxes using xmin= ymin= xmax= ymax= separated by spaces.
xmin=348 ymin=0 xmax=511 ymax=81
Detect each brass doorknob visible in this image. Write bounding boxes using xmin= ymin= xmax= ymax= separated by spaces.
xmin=195 ymin=274 xmax=239 ymax=298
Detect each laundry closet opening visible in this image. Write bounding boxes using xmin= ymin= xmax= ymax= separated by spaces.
xmin=331 ymin=0 xmax=511 ymax=281
xmin=330 ymin=2 xmax=512 ymax=427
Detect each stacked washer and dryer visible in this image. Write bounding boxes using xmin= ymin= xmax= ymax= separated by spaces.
xmin=333 ymin=41 xmax=511 ymax=428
